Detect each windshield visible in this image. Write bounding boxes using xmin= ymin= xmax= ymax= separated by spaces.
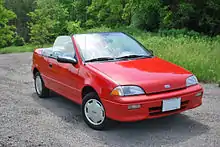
xmin=74 ymin=32 xmax=152 ymax=61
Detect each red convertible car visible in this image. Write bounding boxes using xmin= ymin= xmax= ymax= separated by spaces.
xmin=32 ymin=32 xmax=203 ymax=130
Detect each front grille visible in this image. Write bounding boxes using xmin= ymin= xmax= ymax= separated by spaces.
xmin=149 ymin=100 xmax=189 ymax=116
xmin=147 ymin=87 xmax=186 ymax=95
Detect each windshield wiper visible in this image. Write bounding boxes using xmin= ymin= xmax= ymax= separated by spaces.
xmin=85 ymin=57 xmax=115 ymax=63
xmin=116 ymin=54 xmax=152 ymax=60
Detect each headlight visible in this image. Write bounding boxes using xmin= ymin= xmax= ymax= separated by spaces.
xmin=186 ymin=75 xmax=198 ymax=87
xmin=111 ymin=86 xmax=145 ymax=96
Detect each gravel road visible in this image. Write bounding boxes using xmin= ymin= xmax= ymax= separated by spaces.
xmin=0 ymin=53 xmax=220 ymax=147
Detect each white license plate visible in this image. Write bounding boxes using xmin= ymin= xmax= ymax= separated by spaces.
xmin=162 ymin=98 xmax=181 ymax=112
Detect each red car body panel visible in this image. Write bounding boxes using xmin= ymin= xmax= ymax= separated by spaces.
xmin=32 ymin=36 xmax=203 ymax=122
xmin=88 ymin=57 xmax=192 ymax=94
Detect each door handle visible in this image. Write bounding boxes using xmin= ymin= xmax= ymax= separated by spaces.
xmin=49 ymin=63 xmax=53 ymax=68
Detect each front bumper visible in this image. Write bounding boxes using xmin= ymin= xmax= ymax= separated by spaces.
xmin=102 ymin=84 xmax=203 ymax=122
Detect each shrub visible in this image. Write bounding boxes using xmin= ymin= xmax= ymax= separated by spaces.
xmin=28 ymin=0 xmax=68 ymax=45
xmin=0 ymin=0 xmax=16 ymax=48
xmin=85 ymin=26 xmax=113 ymax=33
xmin=130 ymin=0 xmax=161 ymax=31
xmin=158 ymin=29 xmax=201 ymax=37
xmin=66 ymin=21 xmax=83 ymax=34
xmin=13 ymin=34 xmax=25 ymax=46
xmin=0 ymin=25 xmax=15 ymax=48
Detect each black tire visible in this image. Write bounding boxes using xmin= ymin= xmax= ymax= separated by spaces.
xmin=34 ymin=72 xmax=50 ymax=98
xmin=82 ymin=92 xmax=111 ymax=130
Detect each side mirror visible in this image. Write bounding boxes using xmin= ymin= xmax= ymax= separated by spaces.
xmin=57 ymin=56 xmax=78 ymax=64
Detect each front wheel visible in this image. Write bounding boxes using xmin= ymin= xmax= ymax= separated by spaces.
xmin=34 ymin=72 xmax=50 ymax=98
xmin=82 ymin=92 xmax=110 ymax=130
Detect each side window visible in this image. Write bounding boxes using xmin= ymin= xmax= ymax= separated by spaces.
xmin=52 ymin=36 xmax=75 ymax=58
xmin=63 ymin=41 xmax=76 ymax=58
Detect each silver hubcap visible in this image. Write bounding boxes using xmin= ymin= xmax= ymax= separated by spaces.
xmin=84 ymin=99 xmax=105 ymax=126
xmin=35 ymin=76 xmax=42 ymax=94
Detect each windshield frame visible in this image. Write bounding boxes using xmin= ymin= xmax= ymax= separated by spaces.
xmin=73 ymin=32 xmax=154 ymax=63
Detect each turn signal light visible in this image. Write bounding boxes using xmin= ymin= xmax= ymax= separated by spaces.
xmin=111 ymin=89 xmax=120 ymax=96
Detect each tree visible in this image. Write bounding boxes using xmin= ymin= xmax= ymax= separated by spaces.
xmin=0 ymin=0 xmax=16 ymax=48
xmin=87 ymin=0 xmax=127 ymax=27
xmin=160 ymin=0 xmax=220 ymax=35
xmin=4 ymin=0 xmax=35 ymax=41
xmin=28 ymin=0 xmax=68 ymax=45
xmin=25 ymin=0 xmax=220 ymax=43
xmin=130 ymin=0 xmax=161 ymax=31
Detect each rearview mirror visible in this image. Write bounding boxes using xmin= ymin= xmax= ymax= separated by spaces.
xmin=57 ymin=56 xmax=78 ymax=64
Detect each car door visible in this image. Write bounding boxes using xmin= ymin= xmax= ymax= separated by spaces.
xmin=49 ymin=36 xmax=82 ymax=103
xmin=56 ymin=40 xmax=82 ymax=103
xmin=46 ymin=54 xmax=61 ymax=93
xmin=45 ymin=36 xmax=72 ymax=94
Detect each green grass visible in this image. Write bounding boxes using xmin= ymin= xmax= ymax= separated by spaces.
xmin=0 ymin=44 xmax=35 ymax=54
xmin=1 ymin=27 xmax=220 ymax=83
xmin=0 ymin=44 xmax=51 ymax=54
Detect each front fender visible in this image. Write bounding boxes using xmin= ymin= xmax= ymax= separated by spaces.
xmin=82 ymin=65 xmax=118 ymax=100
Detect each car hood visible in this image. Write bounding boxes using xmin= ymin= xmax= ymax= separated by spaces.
xmin=88 ymin=57 xmax=192 ymax=94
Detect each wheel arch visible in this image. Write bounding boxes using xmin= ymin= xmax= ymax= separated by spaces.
xmin=81 ymin=85 xmax=99 ymax=99
xmin=33 ymin=67 xmax=39 ymax=77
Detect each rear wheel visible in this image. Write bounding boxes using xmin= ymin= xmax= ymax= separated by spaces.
xmin=34 ymin=72 xmax=50 ymax=98
xmin=82 ymin=92 xmax=110 ymax=130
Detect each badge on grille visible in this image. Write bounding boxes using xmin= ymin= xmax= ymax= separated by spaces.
xmin=164 ymin=84 xmax=171 ymax=89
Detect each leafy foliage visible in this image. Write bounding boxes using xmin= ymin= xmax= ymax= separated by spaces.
xmin=13 ymin=33 xmax=25 ymax=46
xmin=27 ymin=0 xmax=68 ymax=46
xmin=0 ymin=0 xmax=16 ymax=48
xmin=66 ymin=21 xmax=82 ymax=34
xmin=130 ymin=0 xmax=161 ymax=31
xmin=161 ymin=0 xmax=220 ymax=35
xmin=1 ymin=0 xmax=220 ymax=45
xmin=4 ymin=0 xmax=35 ymax=41
xmin=87 ymin=0 xmax=125 ymax=27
